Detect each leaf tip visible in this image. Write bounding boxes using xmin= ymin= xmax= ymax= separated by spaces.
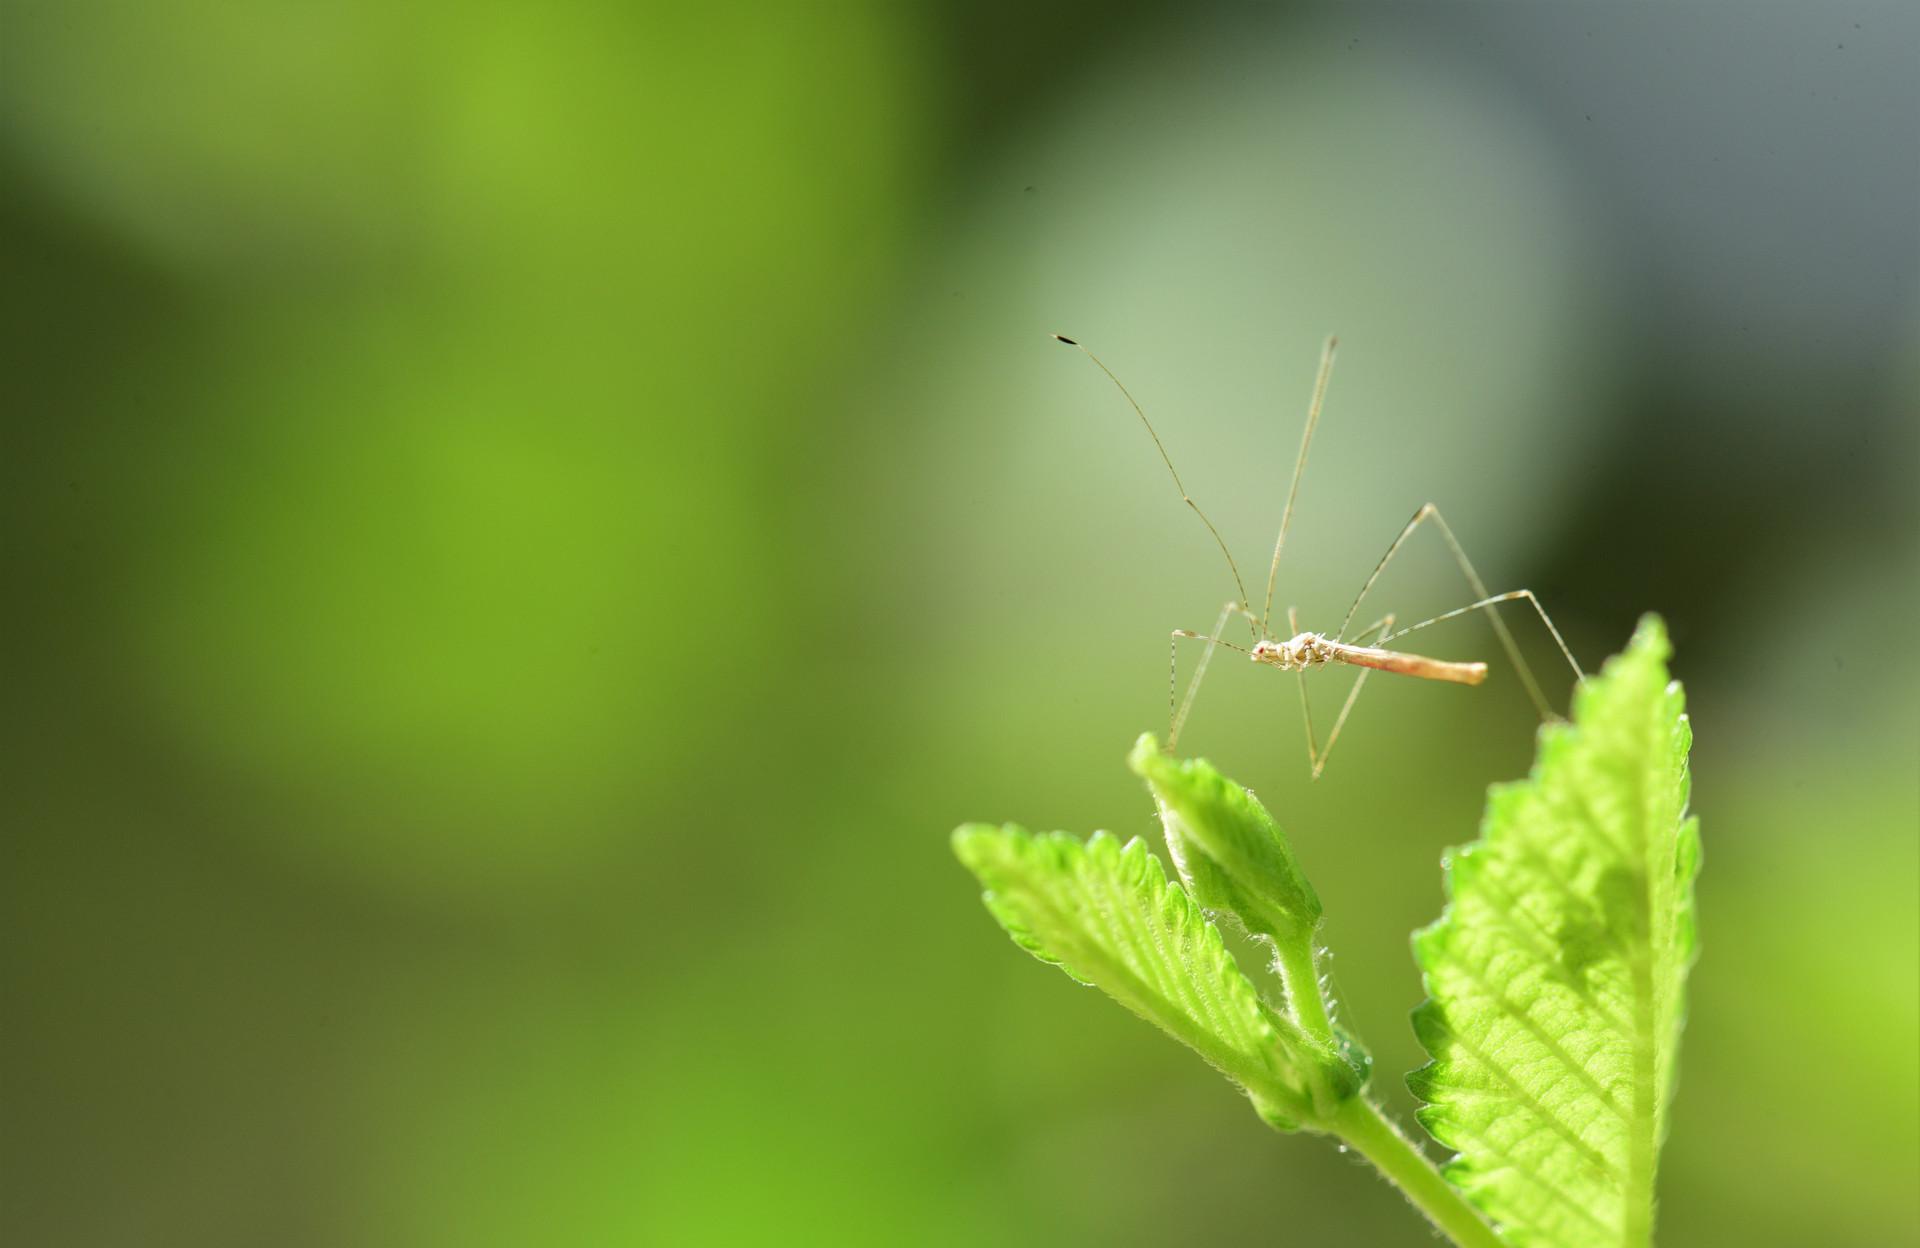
xmin=1126 ymin=731 xmax=1166 ymax=781
xmin=951 ymin=822 xmax=1019 ymax=874
xmin=1629 ymin=611 xmax=1671 ymax=655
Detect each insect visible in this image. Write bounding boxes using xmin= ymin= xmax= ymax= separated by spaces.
xmin=1053 ymin=332 xmax=1584 ymax=777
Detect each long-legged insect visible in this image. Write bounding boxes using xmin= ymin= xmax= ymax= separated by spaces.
xmin=1054 ymin=332 xmax=1584 ymax=778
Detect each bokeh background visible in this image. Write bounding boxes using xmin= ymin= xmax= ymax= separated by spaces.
xmin=3 ymin=3 xmax=1915 ymax=1244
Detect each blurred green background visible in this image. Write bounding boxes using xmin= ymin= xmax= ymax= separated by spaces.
xmin=2 ymin=3 xmax=1915 ymax=1244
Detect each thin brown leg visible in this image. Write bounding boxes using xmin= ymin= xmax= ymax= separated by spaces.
xmin=1335 ymin=503 xmax=1581 ymax=720
xmin=1300 ymin=613 xmax=1396 ymax=779
xmin=1167 ymin=600 xmax=1260 ymax=751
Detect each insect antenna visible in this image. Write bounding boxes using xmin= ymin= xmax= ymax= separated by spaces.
xmin=1260 ymin=334 xmax=1337 ymax=638
xmin=1053 ymin=333 xmax=1257 ymax=641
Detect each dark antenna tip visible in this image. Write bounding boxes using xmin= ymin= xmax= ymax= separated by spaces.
xmin=1051 ymin=333 xmax=1079 ymax=346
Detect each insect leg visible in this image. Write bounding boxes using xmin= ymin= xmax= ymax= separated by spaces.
xmin=1168 ymin=599 xmax=1260 ymax=751
xmin=1299 ymin=612 xmax=1396 ymax=779
xmin=1380 ymin=590 xmax=1583 ymax=693
xmin=1335 ymin=503 xmax=1581 ymax=720
xmin=1258 ymin=336 xmax=1338 ymax=637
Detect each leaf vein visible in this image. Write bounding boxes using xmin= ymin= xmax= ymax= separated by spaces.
xmin=1431 ymin=1018 xmax=1624 ymax=1183
xmin=1439 ymin=945 xmax=1632 ymax=1125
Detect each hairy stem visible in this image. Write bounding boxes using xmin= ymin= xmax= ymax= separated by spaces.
xmin=1272 ymin=935 xmax=1332 ymax=1042
xmin=1333 ymin=1098 xmax=1505 ymax=1248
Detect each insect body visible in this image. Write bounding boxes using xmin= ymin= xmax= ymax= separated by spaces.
xmin=1054 ymin=332 xmax=1583 ymax=777
xmin=1252 ymin=632 xmax=1486 ymax=686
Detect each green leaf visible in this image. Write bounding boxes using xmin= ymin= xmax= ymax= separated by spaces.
xmin=952 ymin=823 xmax=1321 ymax=1129
xmin=1408 ymin=615 xmax=1701 ymax=1247
xmin=1126 ymin=734 xmax=1368 ymax=1100
xmin=1127 ymin=733 xmax=1322 ymax=944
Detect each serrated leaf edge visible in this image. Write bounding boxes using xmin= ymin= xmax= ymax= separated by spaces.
xmin=1406 ymin=615 xmax=1699 ymax=1248
xmin=954 ymin=822 xmax=1321 ymax=1127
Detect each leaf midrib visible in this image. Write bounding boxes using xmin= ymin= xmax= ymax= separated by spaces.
xmin=1619 ymin=690 xmax=1665 ymax=1248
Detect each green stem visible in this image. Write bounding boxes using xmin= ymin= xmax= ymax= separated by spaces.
xmin=1272 ymin=934 xmax=1332 ymax=1042
xmin=1332 ymin=1098 xmax=1505 ymax=1248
